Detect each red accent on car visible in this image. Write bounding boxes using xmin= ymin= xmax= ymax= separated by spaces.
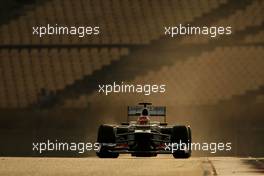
xmin=137 ymin=116 xmax=150 ymax=125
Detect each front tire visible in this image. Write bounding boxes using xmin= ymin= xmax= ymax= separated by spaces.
xmin=96 ymin=125 xmax=119 ymax=158
xmin=171 ymin=126 xmax=191 ymax=158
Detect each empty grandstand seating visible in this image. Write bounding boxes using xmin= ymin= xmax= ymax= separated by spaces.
xmin=0 ymin=48 xmax=128 ymax=108
xmin=244 ymin=30 xmax=264 ymax=44
xmin=0 ymin=0 xmax=263 ymax=109
xmin=69 ymin=46 xmax=264 ymax=108
xmin=180 ymin=0 xmax=264 ymax=44
xmin=0 ymin=0 xmax=229 ymax=45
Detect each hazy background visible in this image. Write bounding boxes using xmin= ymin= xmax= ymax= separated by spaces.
xmin=0 ymin=0 xmax=263 ymax=157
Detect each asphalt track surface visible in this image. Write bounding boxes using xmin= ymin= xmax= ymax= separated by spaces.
xmin=0 ymin=156 xmax=263 ymax=176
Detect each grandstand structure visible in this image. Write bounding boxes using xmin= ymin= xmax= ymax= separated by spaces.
xmin=0 ymin=0 xmax=263 ymax=156
xmin=0 ymin=0 xmax=263 ymax=108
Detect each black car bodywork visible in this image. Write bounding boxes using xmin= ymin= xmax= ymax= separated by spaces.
xmin=96 ymin=103 xmax=192 ymax=158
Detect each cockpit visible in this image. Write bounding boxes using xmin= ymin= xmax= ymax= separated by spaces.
xmin=137 ymin=108 xmax=150 ymax=125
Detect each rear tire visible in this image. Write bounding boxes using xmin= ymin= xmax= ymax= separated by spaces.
xmin=171 ymin=126 xmax=191 ymax=158
xmin=96 ymin=125 xmax=119 ymax=158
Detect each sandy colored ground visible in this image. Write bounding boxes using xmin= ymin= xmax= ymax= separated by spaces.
xmin=0 ymin=156 xmax=263 ymax=176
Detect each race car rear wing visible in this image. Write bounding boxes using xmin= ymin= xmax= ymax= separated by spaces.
xmin=127 ymin=104 xmax=166 ymax=122
xmin=127 ymin=106 xmax=166 ymax=116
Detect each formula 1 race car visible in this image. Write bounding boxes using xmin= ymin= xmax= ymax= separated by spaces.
xmin=96 ymin=103 xmax=191 ymax=158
